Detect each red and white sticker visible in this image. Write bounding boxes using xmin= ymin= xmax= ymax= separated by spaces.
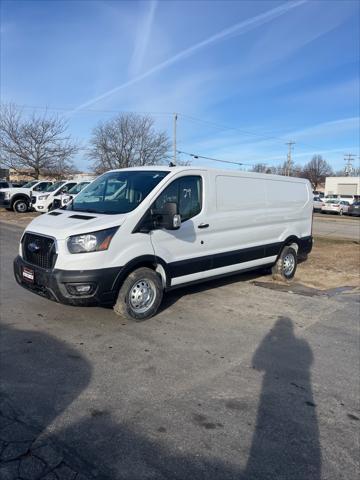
xmin=22 ymin=267 xmax=34 ymax=283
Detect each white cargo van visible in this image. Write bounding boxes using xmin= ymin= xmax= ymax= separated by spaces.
xmin=31 ymin=181 xmax=78 ymax=212
xmin=14 ymin=167 xmax=313 ymax=320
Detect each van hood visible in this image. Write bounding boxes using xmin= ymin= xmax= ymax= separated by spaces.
xmin=0 ymin=187 xmax=31 ymax=194
xmin=26 ymin=210 xmax=128 ymax=239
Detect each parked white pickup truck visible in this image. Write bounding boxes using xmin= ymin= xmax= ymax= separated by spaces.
xmin=0 ymin=180 xmax=53 ymax=212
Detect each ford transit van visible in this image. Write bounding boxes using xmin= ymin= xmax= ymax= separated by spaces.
xmin=14 ymin=167 xmax=313 ymax=320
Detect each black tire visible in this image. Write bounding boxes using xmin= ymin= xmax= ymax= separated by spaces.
xmin=47 ymin=203 xmax=53 ymax=212
xmin=13 ymin=199 xmax=29 ymax=213
xmin=272 ymin=246 xmax=298 ymax=281
xmin=113 ymin=267 xmax=163 ymax=321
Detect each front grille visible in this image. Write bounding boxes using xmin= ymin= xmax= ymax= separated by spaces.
xmin=0 ymin=192 xmax=5 ymax=201
xmin=31 ymin=196 xmax=37 ymax=204
xmin=52 ymin=198 xmax=61 ymax=209
xmin=22 ymin=233 xmax=57 ymax=269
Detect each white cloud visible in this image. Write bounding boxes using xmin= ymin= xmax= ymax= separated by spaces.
xmin=129 ymin=0 xmax=158 ymax=77
xmin=71 ymin=0 xmax=307 ymax=113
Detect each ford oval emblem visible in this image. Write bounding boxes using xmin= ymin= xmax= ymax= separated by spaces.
xmin=28 ymin=241 xmax=41 ymax=253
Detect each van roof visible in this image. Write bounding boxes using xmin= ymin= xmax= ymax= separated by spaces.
xmin=105 ymin=166 xmax=310 ymax=183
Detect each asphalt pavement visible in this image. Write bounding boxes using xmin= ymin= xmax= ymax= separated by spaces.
xmin=313 ymin=213 xmax=360 ymax=240
xmin=0 ymin=221 xmax=359 ymax=480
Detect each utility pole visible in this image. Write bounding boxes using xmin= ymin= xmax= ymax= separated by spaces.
xmin=344 ymin=153 xmax=356 ymax=176
xmin=173 ymin=113 xmax=178 ymax=166
xmin=285 ymin=141 xmax=295 ymax=176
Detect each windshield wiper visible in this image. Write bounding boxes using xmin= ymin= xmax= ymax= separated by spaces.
xmin=71 ymin=208 xmax=112 ymax=215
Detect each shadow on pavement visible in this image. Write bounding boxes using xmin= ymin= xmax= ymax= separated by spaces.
xmin=0 ymin=317 xmax=321 ymax=479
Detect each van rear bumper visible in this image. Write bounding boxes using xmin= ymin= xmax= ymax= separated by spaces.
xmin=13 ymin=255 xmax=122 ymax=306
xmin=298 ymin=236 xmax=313 ymax=256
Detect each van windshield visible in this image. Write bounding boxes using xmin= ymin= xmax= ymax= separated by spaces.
xmin=22 ymin=181 xmax=38 ymax=188
xmin=46 ymin=181 xmax=65 ymax=192
xmin=71 ymin=170 xmax=169 ymax=214
xmin=68 ymin=182 xmax=90 ymax=194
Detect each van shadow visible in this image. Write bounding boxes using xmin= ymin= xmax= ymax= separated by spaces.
xmin=160 ymin=266 xmax=272 ymax=313
xmin=1 ymin=317 xmax=321 ymax=479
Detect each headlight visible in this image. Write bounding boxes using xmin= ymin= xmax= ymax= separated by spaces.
xmin=4 ymin=191 xmax=11 ymax=200
xmin=39 ymin=194 xmax=50 ymax=200
xmin=67 ymin=227 xmax=118 ymax=254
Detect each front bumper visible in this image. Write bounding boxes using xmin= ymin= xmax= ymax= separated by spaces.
xmin=0 ymin=198 xmax=11 ymax=208
xmin=32 ymin=202 xmax=47 ymax=212
xmin=14 ymin=255 xmax=123 ymax=306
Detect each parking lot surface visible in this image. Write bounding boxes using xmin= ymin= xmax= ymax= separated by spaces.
xmin=0 ymin=220 xmax=359 ymax=480
xmin=313 ymin=213 xmax=360 ymax=240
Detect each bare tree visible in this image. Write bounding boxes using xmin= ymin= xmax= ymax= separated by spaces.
xmin=302 ymin=155 xmax=333 ymax=189
xmin=252 ymin=162 xmax=303 ymax=176
xmin=0 ymin=104 xmax=78 ymax=179
xmin=251 ymin=163 xmax=268 ymax=173
xmin=89 ymin=113 xmax=171 ymax=174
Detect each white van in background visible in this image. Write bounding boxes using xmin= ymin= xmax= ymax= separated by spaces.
xmin=31 ymin=180 xmax=78 ymax=212
xmin=52 ymin=181 xmax=91 ymax=210
xmin=14 ymin=167 xmax=313 ymax=320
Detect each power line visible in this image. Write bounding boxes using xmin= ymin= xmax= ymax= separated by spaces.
xmin=0 ymin=103 xmax=173 ymax=117
xmin=177 ymin=150 xmax=252 ymax=167
xmin=1 ymin=102 xmax=353 ymax=158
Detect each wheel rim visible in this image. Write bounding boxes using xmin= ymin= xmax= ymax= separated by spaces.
xmin=283 ymin=253 xmax=295 ymax=276
xmin=129 ymin=278 xmax=156 ymax=314
xmin=16 ymin=202 xmax=27 ymax=212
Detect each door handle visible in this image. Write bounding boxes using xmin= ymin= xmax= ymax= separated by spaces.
xmin=198 ymin=223 xmax=209 ymax=229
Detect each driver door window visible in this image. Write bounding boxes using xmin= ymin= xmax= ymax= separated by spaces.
xmin=153 ymin=176 xmax=202 ymax=222
xmin=34 ymin=182 xmax=51 ymax=192
xmin=59 ymin=183 xmax=77 ymax=194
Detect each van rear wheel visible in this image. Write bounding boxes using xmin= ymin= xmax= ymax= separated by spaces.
xmin=113 ymin=267 xmax=163 ymax=321
xmin=272 ymin=246 xmax=297 ymax=281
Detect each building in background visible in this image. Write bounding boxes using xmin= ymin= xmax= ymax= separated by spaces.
xmin=325 ymin=176 xmax=360 ymax=196
xmin=0 ymin=168 xmax=10 ymax=180
xmin=71 ymin=173 xmax=96 ymax=182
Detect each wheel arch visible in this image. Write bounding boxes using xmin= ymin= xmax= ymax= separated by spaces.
xmin=284 ymin=235 xmax=300 ymax=254
xmin=273 ymin=236 xmax=300 ymax=263
xmin=10 ymin=194 xmax=30 ymax=208
xmin=112 ymin=255 xmax=170 ymax=294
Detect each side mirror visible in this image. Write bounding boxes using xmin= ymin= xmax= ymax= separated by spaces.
xmin=156 ymin=202 xmax=181 ymax=230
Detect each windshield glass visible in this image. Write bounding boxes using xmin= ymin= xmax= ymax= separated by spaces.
xmin=22 ymin=181 xmax=38 ymax=188
xmin=71 ymin=170 xmax=169 ymax=214
xmin=46 ymin=181 xmax=65 ymax=192
xmin=68 ymin=182 xmax=90 ymax=194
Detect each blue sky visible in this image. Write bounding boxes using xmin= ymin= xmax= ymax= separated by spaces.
xmin=1 ymin=0 xmax=359 ymax=172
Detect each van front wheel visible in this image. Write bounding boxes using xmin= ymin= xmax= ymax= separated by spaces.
xmin=272 ymin=246 xmax=297 ymax=281
xmin=113 ymin=267 xmax=163 ymax=321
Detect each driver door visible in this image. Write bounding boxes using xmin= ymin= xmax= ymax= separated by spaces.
xmin=150 ymin=173 xmax=213 ymax=287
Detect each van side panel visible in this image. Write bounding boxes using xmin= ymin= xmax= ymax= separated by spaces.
xmin=264 ymin=178 xmax=312 ymax=245
xmin=169 ymin=173 xmax=312 ymax=286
